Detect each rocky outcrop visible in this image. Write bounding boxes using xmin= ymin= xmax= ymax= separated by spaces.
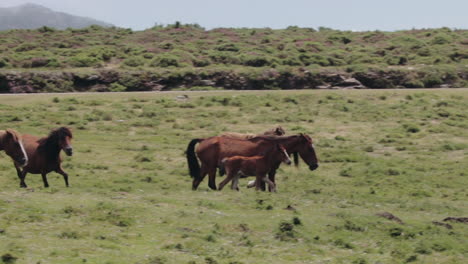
xmin=0 ymin=67 xmax=465 ymax=93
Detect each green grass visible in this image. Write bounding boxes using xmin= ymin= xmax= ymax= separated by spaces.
xmin=0 ymin=89 xmax=467 ymax=264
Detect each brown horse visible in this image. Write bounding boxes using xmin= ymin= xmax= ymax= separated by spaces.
xmin=15 ymin=127 xmax=73 ymax=188
xmin=218 ymin=144 xmax=292 ymax=192
xmin=220 ymin=126 xmax=286 ymax=139
xmin=186 ymin=133 xmax=319 ymax=190
xmin=0 ymin=129 xmax=28 ymax=167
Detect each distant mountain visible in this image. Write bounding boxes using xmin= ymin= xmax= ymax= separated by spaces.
xmin=0 ymin=3 xmax=113 ymax=30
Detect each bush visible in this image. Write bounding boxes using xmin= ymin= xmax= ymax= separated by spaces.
xmin=69 ymin=55 xmax=100 ymax=67
xmin=109 ymin=83 xmax=127 ymax=92
xmin=431 ymin=34 xmax=451 ymax=45
xmin=150 ymin=54 xmax=180 ymax=67
xmin=242 ymin=55 xmax=270 ymax=67
xmin=215 ymin=43 xmax=240 ymax=52
xmin=123 ymin=57 xmax=145 ymax=67
xmin=37 ymin=26 xmax=56 ymax=33
xmin=0 ymin=59 xmax=8 ymax=68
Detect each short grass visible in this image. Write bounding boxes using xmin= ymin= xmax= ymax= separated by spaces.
xmin=0 ymin=89 xmax=467 ymax=264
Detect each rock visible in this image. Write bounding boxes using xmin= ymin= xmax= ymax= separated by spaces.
xmin=443 ymin=217 xmax=468 ymax=223
xmin=316 ymin=85 xmax=331 ymax=89
xmin=86 ymin=74 xmax=100 ymax=81
xmin=197 ymin=79 xmax=216 ymax=86
xmin=376 ymin=212 xmax=404 ymax=224
xmin=339 ymin=78 xmax=362 ymax=86
xmin=432 ymin=221 xmax=453 ymax=229
xmin=176 ymin=95 xmax=189 ymax=101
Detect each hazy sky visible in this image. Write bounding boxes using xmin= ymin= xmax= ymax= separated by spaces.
xmin=1 ymin=0 xmax=467 ymax=31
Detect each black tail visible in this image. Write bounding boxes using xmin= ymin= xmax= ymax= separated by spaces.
xmin=293 ymin=152 xmax=299 ymax=167
xmin=186 ymin=139 xmax=202 ymax=181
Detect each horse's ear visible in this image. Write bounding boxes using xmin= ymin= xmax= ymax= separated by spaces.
xmin=5 ymin=129 xmax=14 ymax=139
xmin=276 ymin=126 xmax=285 ymax=135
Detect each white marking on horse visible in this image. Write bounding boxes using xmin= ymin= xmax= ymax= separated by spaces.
xmin=282 ymin=148 xmax=291 ymax=164
xmin=19 ymin=140 xmax=28 ymax=167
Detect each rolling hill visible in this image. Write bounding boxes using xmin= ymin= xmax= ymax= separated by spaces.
xmin=0 ymin=3 xmax=113 ymax=30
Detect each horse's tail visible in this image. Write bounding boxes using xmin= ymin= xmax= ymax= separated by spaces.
xmin=293 ymin=152 xmax=299 ymax=167
xmin=186 ymin=139 xmax=202 ymax=180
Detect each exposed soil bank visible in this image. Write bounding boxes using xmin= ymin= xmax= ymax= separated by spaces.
xmin=1 ymin=67 xmax=467 ymax=93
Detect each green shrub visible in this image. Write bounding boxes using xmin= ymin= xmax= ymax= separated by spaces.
xmin=0 ymin=59 xmax=8 ymax=68
xmin=69 ymin=55 xmax=100 ymax=67
xmin=150 ymin=54 xmax=180 ymax=67
xmin=123 ymin=57 xmax=145 ymax=67
xmin=109 ymin=83 xmax=127 ymax=92
xmin=215 ymin=43 xmax=240 ymax=52
xmin=431 ymin=34 xmax=451 ymax=45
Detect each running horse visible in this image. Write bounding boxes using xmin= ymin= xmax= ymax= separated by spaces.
xmin=218 ymin=144 xmax=292 ymax=192
xmin=186 ymin=133 xmax=319 ymax=190
xmin=0 ymin=129 xmax=28 ymax=167
xmin=15 ymin=127 xmax=73 ymax=188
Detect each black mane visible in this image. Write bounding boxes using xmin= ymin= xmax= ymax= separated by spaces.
xmin=38 ymin=127 xmax=72 ymax=158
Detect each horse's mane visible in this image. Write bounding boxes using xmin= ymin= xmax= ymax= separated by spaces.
xmin=38 ymin=127 xmax=72 ymax=157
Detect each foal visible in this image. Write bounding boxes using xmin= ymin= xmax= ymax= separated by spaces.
xmin=15 ymin=127 xmax=73 ymax=188
xmin=0 ymin=129 xmax=28 ymax=167
xmin=218 ymin=144 xmax=291 ymax=192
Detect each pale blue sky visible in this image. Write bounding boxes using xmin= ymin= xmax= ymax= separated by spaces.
xmin=1 ymin=0 xmax=467 ymax=31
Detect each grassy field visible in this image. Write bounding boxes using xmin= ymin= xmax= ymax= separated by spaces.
xmin=0 ymin=89 xmax=467 ymax=264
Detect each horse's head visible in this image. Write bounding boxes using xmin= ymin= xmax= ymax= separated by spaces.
xmin=51 ymin=127 xmax=73 ymax=156
xmin=2 ymin=129 xmax=28 ymax=167
xmin=276 ymin=144 xmax=292 ymax=165
xmin=294 ymin=133 xmax=319 ymax=171
xmin=274 ymin=126 xmax=286 ymax=136
xmin=264 ymin=126 xmax=286 ymax=136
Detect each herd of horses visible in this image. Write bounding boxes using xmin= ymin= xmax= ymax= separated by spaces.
xmin=1 ymin=126 xmax=318 ymax=192
xmin=186 ymin=126 xmax=319 ymax=192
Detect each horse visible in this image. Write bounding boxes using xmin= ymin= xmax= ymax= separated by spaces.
xmin=218 ymin=126 xmax=286 ymax=177
xmin=220 ymin=126 xmax=286 ymax=139
xmin=0 ymin=129 xmax=28 ymax=167
xmin=218 ymin=144 xmax=292 ymax=192
xmin=14 ymin=127 xmax=73 ymax=188
xmin=186 ymin=133 xmax=319 ymax=191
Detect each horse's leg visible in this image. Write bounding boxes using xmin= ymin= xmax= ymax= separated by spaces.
xmin=231 ymin=174 xmax=240 ymax=191
xmin=255 ymin=174 xmax=266 ymax=191
xmin=56 ymin=166 xmax=69 ymax=187
xmin=40 ymin=172 xmax=50 ymax=188
xmin=207 ymin=167 xmax=217 ymax=190
xmin=16 ymin=167 xmax=27 ymax=188
xmin=262 ymin=176 xmax=277 ymax=192
xmin=192 ymin=164 xmax=208 ymax=190
xmin=267 ymin=167 xmax=279 ymax=192
xmin=218 ymin=169 xmax=234 ymax=191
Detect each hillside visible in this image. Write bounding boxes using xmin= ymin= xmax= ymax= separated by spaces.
xmin=0 ymin=25 xmax=467 ymax=92
xmin=0 ymin=3 xmax=112 ymax=30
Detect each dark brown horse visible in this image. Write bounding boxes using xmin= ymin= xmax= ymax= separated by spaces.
xmin=0 ymin=129 xmax=28 ymax=167
xmin=186 ymin=133 xmax=319 ymax=190
xmin=15 ymin=127 xmax=73 ymax=188
xmin=218 ymin=144 xmax=292 ymax=192
xmin=220 ymin=126 xmax=286 ymax=139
